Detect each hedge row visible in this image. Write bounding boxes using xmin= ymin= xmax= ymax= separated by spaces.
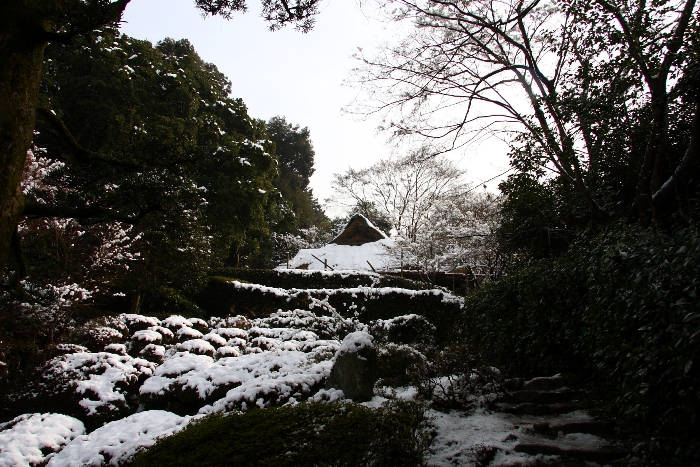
xmin=209 ymin=268 xmax=431 ymax=291
xmin=195 ymin=277 xmax=463 ymax=346
xmin=463 ymin=224 xmax=700 ymax=466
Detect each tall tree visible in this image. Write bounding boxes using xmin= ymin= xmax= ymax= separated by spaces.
xmin=0 ymin=0 xmax=322 ymax=279
xmin=266 ymin=116 xmax=326 ymax=228
xmin=351 ymin=0 xmax=700 ymax=227
xmin=330 ymin=147 xmax=467 ymax=241
xmin=16 ymin=31 xmax=287 ymax=310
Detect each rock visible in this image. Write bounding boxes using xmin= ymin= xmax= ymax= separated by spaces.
xmin=326 ymin=331 xmax=378 ymax=402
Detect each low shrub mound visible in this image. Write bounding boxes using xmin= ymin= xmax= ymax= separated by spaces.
xmin=124 ymin=401 xmax=431 ymax=467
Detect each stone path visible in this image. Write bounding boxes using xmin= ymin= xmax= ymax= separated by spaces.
xmin=486 ymin=374 xmax=629 ymax=466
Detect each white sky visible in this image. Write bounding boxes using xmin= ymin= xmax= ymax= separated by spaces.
xmin=119 ymin=0 xmax=511 ymax=216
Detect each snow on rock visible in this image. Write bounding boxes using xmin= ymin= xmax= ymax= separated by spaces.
xmin=289 ymin=238 xmax=396 ymax=271
xmin=338 ymin=331 xmax=374 ymax=355
xmin=47 ymin=411 xmax=193 ymax=467
xmin=0 ymin=413 xmax=85 ymax=467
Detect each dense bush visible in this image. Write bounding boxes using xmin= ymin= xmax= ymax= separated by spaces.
xmin=125 ymin=400 xmax=431 ymax=467
xmin=464 ymin=224 xmax=700 ymax=465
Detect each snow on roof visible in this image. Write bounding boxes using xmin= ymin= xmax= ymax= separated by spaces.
xmin=288 ymin=238 xmax=396 ymax=271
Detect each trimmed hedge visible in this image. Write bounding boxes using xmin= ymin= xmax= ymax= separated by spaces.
xmin=209 ymin=268 xmax=430 ymax=291
xmin=195 ymin=278 xmax=463 ymax=345
xmin=463 ymin=224 xmax=700 ymax=466
xmin=125 ymin=401 xmax=431 ymax=467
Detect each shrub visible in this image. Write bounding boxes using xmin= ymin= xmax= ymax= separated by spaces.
xmin=410 ymin=344 xmax=504 ymax=411
xmin=125 ymin=400 xmax=432 ymax=467
xmin=196 ymin=278 xmax=463 ymax=345
xmin=463 ymin=224 xmax=700 ymax=465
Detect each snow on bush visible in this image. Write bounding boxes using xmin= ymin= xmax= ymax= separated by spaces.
xmin=176 ymin=326 xmax=204 ymax=341
xmin=176 ymin=339 xmax=216 ymax=356
xmin=28 ymin=351 xmax=155 ymax=423
xmin=161 ymin=315 xmax=193 ymax=330
xmin=140 ymin=330 xmax=339 ymax=414
xmin=0 ymin=413 xmax=85 ymax=467
xmin=370 ymin=314 xmax=437 ymax=345
xmin=120 ymin=314 xmax=160 ymax=334
xmin=202 ymin=332 xmax=227 ymax=347
xmin=47 ymin=411 xmax=194 ymax=467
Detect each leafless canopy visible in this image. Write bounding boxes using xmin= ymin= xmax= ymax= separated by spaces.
xmin=349 ymin=0 xmax=700 ymax=223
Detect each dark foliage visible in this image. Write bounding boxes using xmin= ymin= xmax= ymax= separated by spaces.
xmin=463 ymin=224 xmax=700 ymax=465
xmin=125 ymin=400 xmax=431 ymax=467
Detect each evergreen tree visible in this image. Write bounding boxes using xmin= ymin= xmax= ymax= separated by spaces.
xmin=17 ymin=30 xmax=288 ymax=311
xmin=266 ymin=116 xmax=327 ymax=229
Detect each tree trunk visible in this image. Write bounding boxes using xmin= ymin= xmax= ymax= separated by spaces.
xmin=0 ymin=2 xmax=47 ymax=277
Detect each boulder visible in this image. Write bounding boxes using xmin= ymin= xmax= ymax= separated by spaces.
xmin=326 ymin=331 xmax=377 ymax=402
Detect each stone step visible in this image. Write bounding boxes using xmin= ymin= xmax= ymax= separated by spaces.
xmin=532 ymin=420 xmax=617 ymax=439
xmin=504 ymin=389 xmax=586 ymax=405
xmin=523 ymin=374 xmax=569 ymax=391
xmin=497 ymin=401 xmax=586 ymax=416
xmin=513 ymin=443 xmax=628 ymax=464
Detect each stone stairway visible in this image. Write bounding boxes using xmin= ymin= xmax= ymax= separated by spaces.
xmin=486 ymin=374 xmax=629 ymax=467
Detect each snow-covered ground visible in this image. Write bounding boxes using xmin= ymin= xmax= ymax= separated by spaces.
xmin=0 ymin=289 xmax=613 ymax=466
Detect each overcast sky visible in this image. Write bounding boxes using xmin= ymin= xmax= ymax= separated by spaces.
xmin=119 ymin=0 xmax=510 ymax=215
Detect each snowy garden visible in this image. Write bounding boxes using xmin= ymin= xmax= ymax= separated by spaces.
xmin=0 ymin=270 xmax=630 ymax=467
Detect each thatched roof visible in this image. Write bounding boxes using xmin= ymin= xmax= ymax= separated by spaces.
xmin=330 ymin=214 xmax=388 ymax=246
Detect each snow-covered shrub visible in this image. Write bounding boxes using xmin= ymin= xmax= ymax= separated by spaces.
xmin=139 ymin=344 xmax=166 ymax=364
xmin=129 ymin=330 xmax=163 ymax=356
xmin=69 ymin=316 xmax=130 ymax=353
xmin=176 ymin=339 xmax=215 ymax=357
xmin=139 ymin=341 xmax=337 ymax=415
xmin=262 ymin=309 xmax=352 ymax=340
xmin=0 ymin=413 xmax=85 ymax=467
xmin=124 ymin=401 xmax=431 ymax=467
xmin=10 ymin=351 xmax=155 ymax=430
xmin=370 ymin=314 xmax=436 ymax=345
xmin=120 ymin=314 xmax=161 ymax=335
xmin=196 ymin=280 xmax=463 ymax=345
xmin=47 ymin=410 xmax=193 ymax=467
xmin=376 ymin=343 xmax=427 ymax=387
xmin=411 ymin=344 xmax=504 ymax=412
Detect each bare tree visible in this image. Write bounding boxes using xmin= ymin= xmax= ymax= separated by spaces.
xmin=349 ymin=0 xmax=700 ymax=225
xmin=330 ymin=147 xmax=467 ymax=241
xmin=394 ymin=190 xmax=506 ymax=281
